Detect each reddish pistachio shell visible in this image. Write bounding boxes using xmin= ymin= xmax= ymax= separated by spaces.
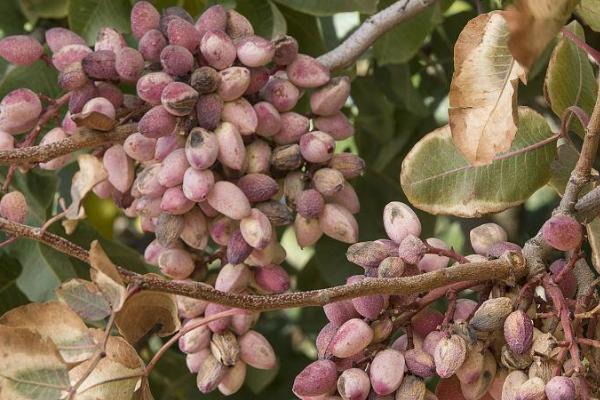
xmin=186 ymin=348 xmax=210 ymax=373
xmin=39 ymin=128 xmax=70 ymax=170
xmin=516 ymin=377 xmax=545 ymax=400
xmin=231 ymin=311 xmax=257 ymax=336
xmin=196 ymin=353 xmax=227 ymax=393
xmin=245 ymin=66 xmax=269 ymax=95
xmin=123 ymin=132 xmax=156 ymax=162
xmin=161 ymin=81 xmax=199 ymax=116
xmin=434 ymin=335 xmax=468 ymax=378
xmin=261 ymin=77 xmax=300 ymax=112
xmin=337 ymin=368 xmax=370 ymax=400
xmin=204 ymin=303 xmax=232 ymax=333
xmin=225 ymin=9 xmax=254 ymax=40
xmin=398 ymin=234 xmax=427 ymax=265
xmin=313 ymin=168 xmax=345 ymax=196
xmin=195 ymin=5 xmax=227 ymax=36
xmin=330 ymin=318 xmax=373 ymax=358
xmin=237 ymin=173 xmax=278 ymax=203
xmin=218 ymin=360 xmax=247 ymax=396
xmin=460 ymin=350 xmax=497 ymax=400
xmin=542 ymin=215 xmax=583 ymax=251
xmin=504 ymin=310 xmax=534 ymax=355
xmin=293 ymin=359 xmax=337 ymax=397
xmin=45 ymin=28 xmax=86 ymax=52
xmin=207 ymin=181 xmax=251 ymax=220
xmin=239 ymin=330 xmax=276 ymax=369
xmin=383 ymin=201 xmax=421 ymax=244
xmin=545 ymin=376 xmax=576 ymax=400
xmin=52 ymin=44 xmax=92 ymax=71
xmin=236 ymin=35 xmax=275 ymax=67
xmin=0 ymin=131 xmax=14 ymax=150
xmin=161 ymin=186 xmax=194 ymax=214
xmin=160 ymin=44 xmax=194 ymax=76
xmin=0 ymin=191 xmax=27 ymax=223
xmin=158 ymin=148 xmax=189 ymax=187
xmin=453 ymin=299 xmax=478 ymax=322
xmin=158 ymin=248 xmax=194 ymax=279
xmin=294 ymin=215 xmax=323 ymax=248
xmin=327 ymin=183 xmax=360 ymax=214
xmin=139 ymin=105 xmax=177 ymax=138
xmin=185 ymin=127 xmax=219 ymax=170
xmin=166 ymin=17 xmax=201 ymax=53
xmin=180 ymin=208 xmax=209 ymax=250
xmin=139 ymin=29 xmax=167 ymax=62
xmin=296 ymin=189 xmax=325 ymax=219
xmin=66 ymin=81 xmax=95 ymax=116
xmin=221 ymin=97 xmax=258 ymax=135
xmin=216 ymin=122 xmax=246 ymax=171
xmin=412 ymin=308 xmax=444 ymax=338
xmin=329 ymin=153 xmax=365 ymax=179
xmin=200 ymin=30 xmax=236 ymax=70
xmin=549 ymin=259 xmax=577 ymax=299
xmin=470 ymin=223 xmax=508 ymax=255
xmin=95 ymin=82 xmax=123 ymax=108
xmin=455 ymin=342 xmax=486 ymax=384
xmin=316 ymin=322 xmax=338 ymax=358
xmin=273 ymin=35 xmax=298 ymax=65
xmin=136 ymin=72 xmax=173 ymax=105
xmin=405 ymin=348 xmax=436 ymax=378
xmin=130 ymin=1 xmax=160 ymax=39
xmin=323 ymin=299 xmax=359 ymax=326
xmin=300 ymin=131 xmax=336 ymax=163
xmin=215 ymin=263 xmax=251 ymax=293
xmin=218 ymin=67 xmax=250 ymax=101
xmin=273 ymin=112 xmax=309 ymax=145
xmin=177 ymin=291 xmax=208 ymax=319
xmin=0 ymin=35 xmax=43 ymax=66
xmin=315 ymin=112 xmax=355 ymax=140
xmin=0 ymin=88 xmax=42 ymax=134
xmin=254 ymin=101 xmax=281 ymax=137
xmin=196 ymin=93 xmax=224 ymax=131
xmin=287 ymin=54 xmax=330 ymax=88
xmin=103 ymin=144 xmax=134 ymax=193
xmin=210 ymin=216 xmax=237 ymax=246
xmin=310 ymin=76 xmax=351 ymax=116
xmin=178 ymin=319 xmax=211 ymax=353
xmin=246 ymin=139 xmax=271 ymax=174
xmin=183 ymin=168 xmax=214 ymax=202
xmin=59 ymin=62 xmax=88 ymax=91
xmin=502 ymin=370 xmax=528 ymax=400
xmin=114 ymin=47 xmax=144 ymax=82
xmin=470 ymin=297 xmax=512 ymax=332
xmin=418 ymin=238 xmax=450 ymax=272
xmin=347 ymin=275 xmax=386 ymax=320
xmin=95 ymin=27 xmax=125 ymax=52
xmin=253 ymin=264 xmax=290 ymax=293
xmin=240 ymin=208 xmax=272 ymax=249
xmin=319 ymin=203 xmax=358 ymax=243
xmin=370 ymin=349 xmax=406 ymax=395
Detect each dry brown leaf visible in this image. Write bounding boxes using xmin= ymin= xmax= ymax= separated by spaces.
xmin=63 ymin=155 xmax=108 ymax=233
xmin=71 ymin=110 xmax=116 ymax=132
xmin=89 ymin=241 xmax=127 ymax=312
xmin=89 ymin=240 xmax=123 ymax=285
xmin=56 ymin=279 xmax=112 ymax=322
xmin=0 ymin=302 xmax=96 ymax=364
xmin=504 ymin=0 xmax=578 ymax=71
xmin=0 ymin=325 xmax=70 ymax=400
xmin=449 ymin=12 xmax=526 ymax=166
xmin=115 ymin=289 xmax=181 ymax=345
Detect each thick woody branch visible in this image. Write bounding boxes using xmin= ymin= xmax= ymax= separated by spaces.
xmin=0 ymin=217 xmax=527 ymax=311
xmin=0 ymin=123 xmax=137 ymax=166
xmin=317 ymin=0 xmax=438 ymax=70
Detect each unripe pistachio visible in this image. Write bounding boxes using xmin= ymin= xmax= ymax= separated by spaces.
xmin=161 ymin=82 xmax=198 ymax=116
xmin=210 ymin=331 xmax=240 ymax=367
xmin=434 ymin=335 xmax=467 ymax=378
xmin=370 ymin=349 xmax=405 ymax=395
xmin=295 ymin=189 xmax=325 ymax=219
xmin=404 ymin=348 xmax=436 ymax=378
xmin=528 ymin=360 xmax=554 ymax=384
xmin=504 ymin=310 xmax=533 ymax=355
xmin=114 ymin=47 xmax=144 ymax=82
xmin=273 ymin=112 xmax=309 ymax=144
xmin=185 ymin=128 xmax=219 ymax=170
xmin=294 ymin=214 xmax=323 ymax=248
xmin=186 ymin=348 xmax=210 ymax=373
xmin=515 ymin=377 xmax=545 ymax=400
xmin=284 ymin=171 xmax=305 ymax=204
xmin=0 ymin=131 xmax=14 ymax=150
xmin=215 ymin=263 xmax=251 ymax=293
xmin=315 ymin=322 xmax=338 ymax=359
xmin=103 ymin=144 xmax=134 ymax=193
xmin=287 ymin=54 xmax=330 ymax=88
xmin=237 ymin=174 xmax=278 ymax=203
xmin=136 ymin=196 xmax=162 ymax=218
xmin=39 ymin=128 xmax=70 ymax=170
xmin=195 ymin=5 xmax=227 ymax=36
xmin=95 ymin=27 xmax=125 ymax=52
xmin=166 ymin=17 xmax=201 ymax=53
xmin=531 ymin=331 xmax=557 ymax=359
xmin=218 ymin=66 xmax=250 ymax=101
xmin=160 ymin=44 xmax=194 ymax=76
xmin=227 ymin=229 xmax=253 ymax=265
xmin=470 ymin=297 xmax=512 ymax=332
xmin=178 ymin=319 xmax=211 ymax=353
xmin=245 ymin=66 xmax=269 ymax=95
xmin=247 ymin=235 xmax=286 ymax=266
xmin=196 ymin=93 xmax=224 ymax=131
xmin=45 ymin=28 xmax=86 ymax=52
xmin=221 ymin=97 xmax=258 ymax=135
xmin=545 ymin=376 xmax=576 ymax=400
xmin=246 ymin=139 xmax=271 ymax=174
xmin=489 ymin=368 xmax=508 ymax=400
xmin=455 ymin=342 xmax=486 ymax=384
xmin=236 ymin=35 xmax=275 ymax=67
xmin=225 ymin=9 xmax=254 ymax=40
xmin=207 ymin=181 xmax=251 ymax=220
xmin=319 ymin=203 xmax=358 ymax=243
xmin=453 ymin=299 xmax=478 ymax=322
xmin=313 ymin=168 xmax=345 ymax=196
xmin=177 ymin=291 xmax=208 ymax=319
xmin=52 ymin=44 xmax=92 ymax=73
xmin=139 ymin=105 xmax=177 ymax=138
xmin=316 ymin=112 xmax=355 ymax=141
xmin=412 ymin=308 xmax=444 ymax=339
xmin=542 ymin=215 xmax=582 ymax=251
xmin=158 ymin=148 xmax=189 ymax=188
xmin=327 ymin=183 xmax=360 ymax=214
xmin=155 ymin=213 xmax=185 ymax=248
xmin=231 ymin=311 xmax=257 ymax=336
xmin=418 ymin=238 xmax=450 ymax=272
xmin=383 ymin=202 xmax=421 ymax=244
xmin=59 ymin=61 xmax=88 ymax=91
xmin=158 ymin=248 xmax=195 ymax=279
xmin=240 ymin=209 xmax=272 ymax=249
xmin=470 ymin=223 xmax=508 ymax=255
xmin=123 ymin=132 xmax=156 ymax=163
xmin=135 ymin=166 xmax=164 ymax=198
xmin=293 ymin=360 xmax=337 ymax=397
xmin=218 ymin=360 xmax=247 ymax=396
xmin=347 ymin=275 xmax=385 ymax=320
xmin=196 ymin=353 xmax=227 ymax=393
xmin=161 ymin=186 xmax=194 ymax=214
xmin=254 ymin=264 xmax=290 ymax=293
xmin=270 ymin=144 xmax=301 ymax=171
xmin=0 ymin=88 xmax=42 ymax=134
xmin=273 ymin=35 xmax=299 ymax=65
xmin=255 ymin=202 xmax=293 ymax=228
xmin=460 ymin=350 xmax=496 ymax=400
xmin=330 ymin=318 xmax=373 ymax=358
xmin=239 ymin=330 xmax=276 ymax=369
xmin=300 ymin=131 xmax=336 ymax=163
xmin=203 ymin=303 xmax=232 ymax=333
xmin=138 ymin=29 xmax=167 ymax=62
xmin=337 ymin=368 xmax=370 ymax=400
xmin=395 ymin=375 xmax=426 ymax=400
xmin=254 ymin=101 xmax=282 ymax=137
xmin=136 ymin=72 xmax=173 ymax=105
xmin=201 ymin=30 xmax=236 ymax=70
xmin=216 ymin=122 xmax=246 ymax=171
xmin=0 ymin=191 xmax=27 ymax=223
xmin=398 ymin=234 xmax=427 ymax=265
xmin=261 ymin=77 xmax=300 ymax=112
xmin=183 ymin=168 xmax=214 ymax=202
xmin=311 ymin=76 xmax=351 ymax=116
xmin=131 ymin=1 xmax=160 ymax=39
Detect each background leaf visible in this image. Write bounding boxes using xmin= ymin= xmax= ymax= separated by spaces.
xmin=0 ymin=254 xmax=28 ymax=315
xmin=272 ymin=0 xmax=376 ymax=16
xmin=56 ymin=279 xmax=112 ymax=322
xmin=400 ymin=107 xmax=557 ymax=217
xmin=236 ymin=0 xmax=287 ymax=39
xmin=576 ymin=0 xmax=600 ymax=32
xmin=19 ymin=0 xmax=68 ymax=22
xmin=68 ymin=0 xmax=131 ymax=45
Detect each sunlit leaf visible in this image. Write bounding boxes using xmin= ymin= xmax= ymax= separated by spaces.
xmin=132 ymin=377 xmax=155 ymax=400
xmin=576 ymin=0 xmax=600 ymax=32
xmin=504 ymin=0 xmax=578 ymax=71
xmin=0 ymin=326 xmax=69 ymax=400
xmin=0 ymin=301 xmax=96 ymax=364
xmin=115 ymin=289 xmax=180 ymax=345
xmin=401 ymin=107 xmax=557 ymax=217
xmin=56 ymin=279 xmax=111 ymax=322
xmin=544 ymin=21 xmax=598 ymax=137
xmin=448 ymin=12 xmax=526 ymax=165
xmin=19 ymin=0 xmax=68 ymax=22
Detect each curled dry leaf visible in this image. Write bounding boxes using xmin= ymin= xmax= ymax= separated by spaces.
xmin=63 ymin=155 xmax=108 ymax=233
xmin=504 ymin=0 xmax=578 ymax=71
xmin=71 ymin=110 xmax=117 ymax=132
xmin=89 ymin=241 xmax=126 ymax=312
xmin=448 ymin=12 xmax=526 ymax=166
xmin=56 ymin=278 xmax=112 ymax=322
xmin=114 ymin=288 xmax=181 ymax=345
xmin=69 ymin=335 xmax=144 ymax=400
xmin=0 ymin=301 xmax=96 ymax=364
xmin=0 ymin=325 xmax=70 ymax=400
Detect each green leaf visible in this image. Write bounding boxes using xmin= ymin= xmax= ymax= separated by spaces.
xmin=0 ymin=62 xmax=59 ymax=98
xmin=400 ymin=107 xmax=557 ymax=217
xmin=11 ymin=169 xmax=59 ymax=224
xmin=0 ymin=0 xmax=26 ymax=37
xmin=273 ymin=0 xmax=376 ymax=16
xmin=13 ymin=239 xmax=78 ymax=302
xmin=373 ymin=1 xmax=442 ymax=65
xmin=0 ymin=254 xmax=28 ymax=315
xmin=0 ymin=326 xmax=70 ymax=400
xmin=56 ymin=279 xmax=112 ymax=322
xmin=549 ymin=138 xmax=581 ymax=194
xmin=576 ymin=0 xmax=600 ymax=32
xmin=374 ymin=64 xmax=430 ymax=117
xmin=19 ymin=0 xmax=68 ymax=23
xmin=69 ymin=0 xmax=131 ymax=45
xmin=236 ymin=0 xmax=287 ymax=39
xmin=277 ymin=4 xmax=325 ymax=56
xmin=544 ymin=21 xmax=598 ymax=137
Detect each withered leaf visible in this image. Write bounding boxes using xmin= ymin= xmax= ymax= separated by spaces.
xmin=71 ymin=110 xmax=116 ymax=132
xmin=64 ymin=155 xmax=108 ymax=228
xmin=89 ymin=241 xmax=126 ymax=312
xmin=56 ymin=279 xmax=112 ymax=322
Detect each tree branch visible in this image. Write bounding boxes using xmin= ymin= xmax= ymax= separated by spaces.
xmin=317 ymin=0 xmax=438 ymax=70
xmin=0 ymin=123 xmax=137 ymax=166
xmin=0 ymin=216 xmax=527 ymax=311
